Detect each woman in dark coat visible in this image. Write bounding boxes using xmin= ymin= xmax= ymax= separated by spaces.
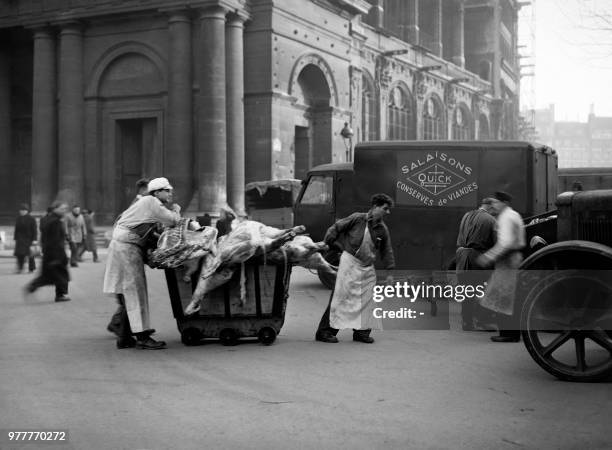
xmin=14 ymin=204 xmax=37 ymax=274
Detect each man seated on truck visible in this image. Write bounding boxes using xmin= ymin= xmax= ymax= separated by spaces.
xmin=477 ymin=191 xmax=526 ymax=343
xmin=315 ymin=193 xmax=395 ymax=344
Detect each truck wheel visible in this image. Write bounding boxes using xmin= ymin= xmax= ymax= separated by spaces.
xmin=318 ymin=249 xmax=340 ymax=289
xmin=219 ymin=328 xmax=239 ymax=346
xmin=181 ymin=328 xmax=202 ymax=346
xmin=258 ymin=327 xmax=277 ymax=345
xmin=521 ymin=270 xmax=612 ymax=382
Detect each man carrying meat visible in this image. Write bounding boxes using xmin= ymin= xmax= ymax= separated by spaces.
xmin=315 ymin=193 xmax=395 ymax=344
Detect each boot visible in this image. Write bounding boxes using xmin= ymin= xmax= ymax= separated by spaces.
xmin=135 ymin=331 xmax=167 ymax=350
xmin=353 ymin=329 xmax=374 ymax=344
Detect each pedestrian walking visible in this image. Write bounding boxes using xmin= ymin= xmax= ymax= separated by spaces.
xmin=477 ymin=191 xmax=526 ymax=343
xmin=455 ymin=197 xmax=497 ymax=330
xmin=103 ymin=177 xmax=182 ymax=350
xmin=78 ymin=209 xmax=99 ymax=262
xmin=25 ymin=201 xmax=71 ymax=302
xmin=14 ymin=203 xmax=38 ymax=274
xmin=65 ymin=205 xmax=87 ymax=267
xmin=315 ymin=193 xmax=395 ymax=344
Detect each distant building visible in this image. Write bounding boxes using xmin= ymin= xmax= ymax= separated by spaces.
xmin=0 ymin=0 xmax=523 ymax=223
xmin=529 ymin=104 xmax=612 ymax=168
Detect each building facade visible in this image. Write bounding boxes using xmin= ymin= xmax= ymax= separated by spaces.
xmin=0 ymin=0 xmax=521 ymax=223
xmin=531 ymin=104 xmax=612 ymax=168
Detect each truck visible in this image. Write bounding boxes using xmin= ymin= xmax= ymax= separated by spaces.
xmin=294 ymin=140 xmax=558 ymax=287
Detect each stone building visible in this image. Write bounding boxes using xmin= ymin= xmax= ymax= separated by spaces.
xmin=0 ymin=0 xmax=521 ymax=223
xmin=531 ymin=104 xmax=612 ymax=167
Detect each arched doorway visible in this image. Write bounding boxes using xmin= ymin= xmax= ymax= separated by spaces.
xmin=89 ymin=44 xmax=166 ymax=217
xmin=291 ymin=61 xmax=333 ymax=180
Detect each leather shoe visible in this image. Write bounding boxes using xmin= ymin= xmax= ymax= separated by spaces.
xmin=107 ymin=323 xmax=120 ymax=336
xmin=315 ymin=333 xmax=338 ymax=343
xmin=55 ymin=295 xmax=71 ymax=302
xmin=353 ymin=334 xmax=374 ymax=344
xmin=490 ymin=335 xmax=520 ymax=343
xmin=116 ymin=337 xmax=136 ymax=349
xmin=136 ymin=336 xmax=167 ymax=350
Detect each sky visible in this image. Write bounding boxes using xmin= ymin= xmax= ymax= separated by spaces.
xmin=526 ymin=0 xmax=612 ymax=121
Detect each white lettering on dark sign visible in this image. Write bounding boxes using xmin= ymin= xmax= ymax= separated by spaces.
xmin=397 ymin=151 xmax=478 ymax=207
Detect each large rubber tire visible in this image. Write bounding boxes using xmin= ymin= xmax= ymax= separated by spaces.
xmin=317 ymin=249 xmax=340 ymax=290
xmin=521 ymin=270 xmax=612 ymax=382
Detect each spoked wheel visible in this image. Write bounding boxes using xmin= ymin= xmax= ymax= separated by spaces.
xmin=317 ymin=249 xmax=340 ymax=289
xmin=257 ymin=327 xmax=277 ymax=345
xmin=521 ymin=270 xmax=612 ymax=382
xmin=181 ymin=327 xmax=203 ymax=346
xmin=219 ymin=328 xmax=239 ymax=346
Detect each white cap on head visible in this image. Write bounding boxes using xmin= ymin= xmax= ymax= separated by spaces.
xmin=147 ymin=177 xmax=173 ymax=193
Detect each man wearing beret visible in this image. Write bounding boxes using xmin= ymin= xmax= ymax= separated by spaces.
xmin=477 ymin=191 xmax=526 ymax=342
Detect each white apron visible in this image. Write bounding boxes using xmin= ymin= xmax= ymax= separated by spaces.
xmin=103 ymin=226 xmax=150 ymax=333
xmin=329 ymin=226 xmax=382 ymax=331
xmin=479 ymin=251 xmax=523 ymax=316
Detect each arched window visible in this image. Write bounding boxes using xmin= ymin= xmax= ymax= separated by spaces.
xmin=361 ymin=73 xmax=378 ymax=141
xmin=422 ymin=96 xmax=445 ymax=140
xmin=479 ymin=114 xmax=490 ymax=140
xmin=451 ymin=105 xmax=472 ymax=140
xmin=387 ymin=85 xmax=415 ymax=140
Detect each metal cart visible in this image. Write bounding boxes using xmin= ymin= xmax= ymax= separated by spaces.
xmin=165 ymin=260 xmax=292 ymax=346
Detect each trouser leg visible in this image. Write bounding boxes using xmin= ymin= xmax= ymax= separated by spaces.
xmin=16 ymin=255 xmax=25 ymax=272
xmin=69 ymin=242 xmax=78 ymax=265
xmin=115 ymin=295 xmax=132 ymax=338
xmin=26 ymin=274 xmax=48 ymax=293
xmin=316 ymin=290 xmax=339 ymax=336
xmin=28 ymin=255 xmax=36 ymax=272
xmin=461 ymin=299 xmax=475 ymax=330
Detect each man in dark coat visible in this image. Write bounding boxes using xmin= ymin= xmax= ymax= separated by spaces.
xmin=455 ymin=197 xmax=497 ymax=330
xmin=14 ymin=204 xmax=38 ymax=274
xmin=25 ymin=201 xmax=71 ymax=302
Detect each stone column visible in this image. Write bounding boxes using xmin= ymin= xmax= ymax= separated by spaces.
xmin=406 ymin=0 xmax=419 ymax=44
xmin=432 ymin=0 xmax=443 ymax=57
xmin=31 ymin=27 xmax=57 ymax=213
xmin=197 ymin=6 xmax=228 ymax=215
xmin=367 ymin=0 xmax=384 ymax=28
xmin=492 ymin=1 xmax=502 ymax=97
xmin=58 ymin=22 xmax=84 ymax=206
xmin=167 ymin=11 xmax=193 ymax=207
xmin=226 ymin=12 xmax=246 ymax=215
xmin=0 ymin=41 xmax=10 ymax=213
xmin=451 ymin=1 xmax=465 ymax=68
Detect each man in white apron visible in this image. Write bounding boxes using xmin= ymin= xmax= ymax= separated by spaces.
xmin=477 ymin=191 xmax=526 ymax=343
xmin=103 ymin=177 xmax=181 ymax=349
xmin=315 ymin=193 xmax=395 ymax=344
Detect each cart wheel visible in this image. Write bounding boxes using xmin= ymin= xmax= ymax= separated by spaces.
xmin=219 ymin=328 xmax=239 ymax=346
xmin=181 ymin=328 xmax=202 ymax=346
xmin=258 ymin=327 xmax=277 ymax=345
xmin=521 ymin=271 xmax=612 ymax=382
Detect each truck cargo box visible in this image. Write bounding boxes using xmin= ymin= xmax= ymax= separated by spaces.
xmin=294 ymin=141 xmax=558 ymax=271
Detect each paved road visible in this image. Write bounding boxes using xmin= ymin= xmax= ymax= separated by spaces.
xmin=0 ymin=252 xmax=610 ymax=450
